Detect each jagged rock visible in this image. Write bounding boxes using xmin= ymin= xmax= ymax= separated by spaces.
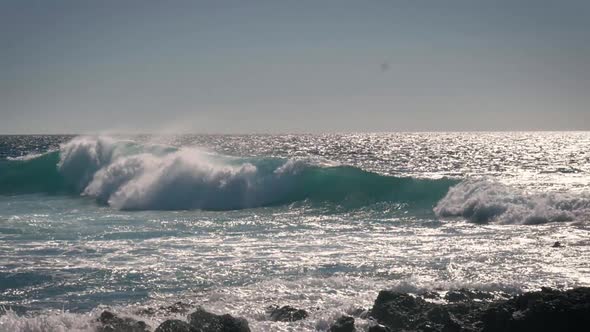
xmin=269 ymin=305 xmax=308 ymax=322
xmin=481 ymin=287 xmax=590 ymax=332
xmin=96 ymin=310 xmax=150 ymax=332
xmin=155 ymin=319 xmax=195 ymax=332
xmin=371 ymin=291 xmax=428 ymax=329
xmin=371 ymin=287 xmax=590 ymax=332
xmin=329 ymin=315 xmax=355 ymax=332
xmin=188 ymin=307 xmax=250 ymax=332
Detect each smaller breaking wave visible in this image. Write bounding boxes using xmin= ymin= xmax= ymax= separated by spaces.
xmin=434 ymin=179 xmax=590 ymax=224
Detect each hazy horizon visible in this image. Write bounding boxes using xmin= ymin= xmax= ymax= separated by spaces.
xmin=2 ymin=0 xmax=590 ymax=134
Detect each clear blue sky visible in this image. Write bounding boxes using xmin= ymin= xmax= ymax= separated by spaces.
xmin=1 ymin=0 xmax=589 ymax=133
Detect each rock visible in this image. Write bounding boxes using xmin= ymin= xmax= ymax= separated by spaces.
xmin=551 ymin=241 xmax=563 ymax=248
xmin=368 ymin=324 xmax=391 ymax=332
xmin=370 ymin=290 xmax=490 ymax=332
xmin=329 ymin=315 xmax=355 ymax=332
xmin=481 ymin=287 xmax=590 ymax=332
xmin=445 ymin=289 xmax=495 ymax=303
xmin=155 ymin=320 xmax=195 ymax=332
xmin=269 ymin=305 xmax=309 ymax=322
xmin=96 ymin=310 xmax=150 ymax=332
xmin=371 ymin=291 xmax=428 ymax=329
xmin=188 ymin=307 xmax=250 ymax=332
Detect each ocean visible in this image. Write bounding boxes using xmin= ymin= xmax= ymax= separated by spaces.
xmin=0 ymin=133 xmax=589 ymax=331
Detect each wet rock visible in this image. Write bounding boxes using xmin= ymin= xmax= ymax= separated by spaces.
xmin=188 ymin=307 xmax=250 ymax=332
xmin=444 ymin=289 xmax=494 ymax=303
xmin=481 ymin=287 xmax=590 ymax=332
xmin=155 ymin=319 xmax=195 ymax=332
xmin=367 ymin=324 xmax=391 ymax=332
xmin=421 ymin=291 xmax=442 ymax=300
xmin=329 ymin=315 xmax=355 ymax=332
xmin=371 ymin=291 xmax=428 ymax=329
xmin=269 ymin=305 xmax=309 ymax=322
xmin=371 ymin=287 xmax=590 ymax=332
xmin=96 ymin=310 xmax=150 ymax=332
xmin=551 ymin=241 xmax=563 ymax=248
xmin=370 ymin=290 xmax=490 ymax=332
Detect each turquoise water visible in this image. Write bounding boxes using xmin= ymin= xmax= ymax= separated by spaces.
xmin=1 ymin=133 xmax=589 ymax=331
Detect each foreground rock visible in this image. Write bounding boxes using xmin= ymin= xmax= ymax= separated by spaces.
xmin=481 ymin=287 xmax=590 ymax=332
xmin=329 ymin=315 xmax=355 ymax=332
xmin=154 ymin=307 xmax=250 ymax=332
xmin=96 ymin=311 xmax=150 ymax=332
xmin=188 ymin=307 xmax=250 ymax=332
xmin=269 ymin=305 xmax=309 ymax=322
xmin=370 ymin=287 xmax=590 ymax=332
xmin=154 ymin=319 xmax=194 ymax=332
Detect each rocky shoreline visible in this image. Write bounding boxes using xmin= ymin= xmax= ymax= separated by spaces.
xmin=88 ymin=287 xmax=590 ymax=332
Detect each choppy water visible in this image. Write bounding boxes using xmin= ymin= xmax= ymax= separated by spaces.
xmin=0 ymin=133 xmax=589 ymax=331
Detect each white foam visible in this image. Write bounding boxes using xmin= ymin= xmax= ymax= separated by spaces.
xmin=0 ymin=309 xmax=97 ymax=332
xmin=57 ymin=136 xmax=307 ymax=210
xmin=434 ymin=179 xmax=590 ymax=224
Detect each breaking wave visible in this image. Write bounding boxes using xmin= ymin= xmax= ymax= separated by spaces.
xmin=434 ymin=179 xmax=590 ymax=224
xmin=0 ymin=136 xmax=455 ymax=211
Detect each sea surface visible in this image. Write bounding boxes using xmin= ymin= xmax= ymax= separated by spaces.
xmin=0 ymin=133 xmax=589 ymax=331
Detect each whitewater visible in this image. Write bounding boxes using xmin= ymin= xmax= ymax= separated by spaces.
xmin=1 ymin=133 xmax=589 ymax=331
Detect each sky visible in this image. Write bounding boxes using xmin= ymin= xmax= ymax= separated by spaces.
xmin=1 ymin=0 xmax=590 ymax=133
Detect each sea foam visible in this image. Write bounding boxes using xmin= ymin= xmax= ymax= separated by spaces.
xmin=434 ymin=179 xmax=590 ymax=224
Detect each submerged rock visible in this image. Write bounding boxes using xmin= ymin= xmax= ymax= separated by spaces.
xmin=269 ymin=305 xmax=309 ymax=322
xmin=188 ymin=307 xmax=250 ymax=332
xmin=96 ymin=310 xmax=150 ymax=332
xmin=329 ymin=315 xmax=355 ymax=332
xmin=155 ymin=319 xmax=195 ymax=332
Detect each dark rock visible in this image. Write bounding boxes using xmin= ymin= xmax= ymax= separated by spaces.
xmin=329 ymin=315 xmax=355 ymax=332
xmin=421 ymin=291 xmax=442 ymax=299
xmin=96 ymin=310 xmax=150 ymax=332
xmin=188 ymin=307 xmax=250 ymax=332
xmin=445 ymin=289 xmax=495 ymax=303
xmin=368 ymin=324 xmax=391 ymax=332
xmin=371 ymin=291 xmax=429 ymax=329
xmin=138 ymin=302 xmax=192 ymax=316
xmin=371 ymin=287 xmax=590 ymax=332
xmin=481 ymin=287 xmax=590 ymax=332
xmin=551 ymin=241 xmax=563 ymax=248
xmin=269 ymin=305 xmax=309 ymax=322
xmin=155 ymin=320 xmax=195 ymax=332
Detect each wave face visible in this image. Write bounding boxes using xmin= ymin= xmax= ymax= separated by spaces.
xmin=434 ymin=179 xmax=590 ymax=224
xmin=0 ymin=136 xmax=456 ymax=211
